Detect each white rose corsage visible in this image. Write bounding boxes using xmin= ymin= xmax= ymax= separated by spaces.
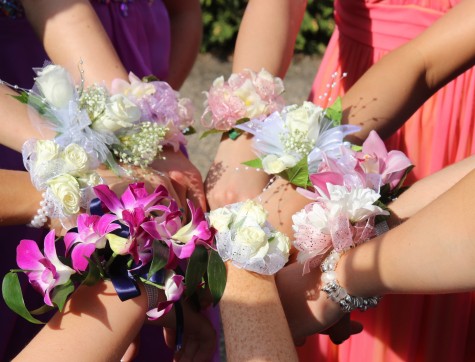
xmin=209 ymin=200 xmax=290 ymax=275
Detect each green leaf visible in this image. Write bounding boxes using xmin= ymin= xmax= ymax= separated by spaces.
xmin=184 ymin=246 xmax=208 ymax=297
xmin=351 ymin=144 xmax=363 ymax=152
xmin=200 ymin=128 xmax=223 ymax=139
xmin=182 ymin=126 xmax=196 ymax=136
xmin=12 ymin=91 xmax=30 ymax=104
xmin=325 ymin=97 xmax=342 ymax=125
xmin=2 ymin=272 xmax=44 ymax=324
xmin=284 ymin=158 xmax=310 ymax=187
xmin=228 ymin=128 xmax=242 ymax=140
xmin=242 ymin=158 xmax=263 ymax=169
xmin=148 ymin=241 xmax=168 ymax=280
xmin=31 ymin=304 xmax=55 ymax=316
xmin=52 ymin=280 xmax=75 ymax=312
xmin=235 ymin=117 xmax=250 ymax=125
xmin=207 ymin=250 xmax=227 ymax=306
xmin=142 ymin=75 xmax=160 ymax=82
xmin=82 ymin=257 xmax=102 ymax=286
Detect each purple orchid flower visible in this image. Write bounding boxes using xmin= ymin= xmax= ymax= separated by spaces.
xmin=16 ymin=230 xmax=75 ymax=306
xmin=146 ymin=272 xmax=184 ymax=320
xmin=64 ymin=213 xmax=121 ymax=272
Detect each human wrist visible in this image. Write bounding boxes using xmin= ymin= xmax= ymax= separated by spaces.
xmin=321 ymin=249 xmax=381 ymax=312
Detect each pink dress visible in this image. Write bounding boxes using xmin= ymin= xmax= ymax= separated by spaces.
xmin=300 ymin=0 xmax=475 ymax=361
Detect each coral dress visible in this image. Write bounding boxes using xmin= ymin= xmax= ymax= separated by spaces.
xmin=0 ymin=1 xmax=174 ymax=360
xmin=300 ymin=0 xmax=475 ymax=361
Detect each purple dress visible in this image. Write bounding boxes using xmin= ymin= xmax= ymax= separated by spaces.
xmin=0 ymin=1 xmax=187 ymax=360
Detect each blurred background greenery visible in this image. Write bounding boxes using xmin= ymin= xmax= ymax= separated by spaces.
xmin=200 ymin=0 xmax=335 ymax=56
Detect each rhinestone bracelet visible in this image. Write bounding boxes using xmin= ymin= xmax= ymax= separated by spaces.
xmin=320 ymin=250 xmax=381 ymax=313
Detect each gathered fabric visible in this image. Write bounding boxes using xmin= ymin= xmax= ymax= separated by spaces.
xmin=304 ymin=0 xmax=475 ymax=361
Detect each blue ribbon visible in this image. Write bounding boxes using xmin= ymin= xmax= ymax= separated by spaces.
xmin=89 ymin=198 xmax=104 ymax=216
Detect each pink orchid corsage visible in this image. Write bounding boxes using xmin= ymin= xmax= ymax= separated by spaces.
xmin=293 ymin=131 xmax=413 ymax=274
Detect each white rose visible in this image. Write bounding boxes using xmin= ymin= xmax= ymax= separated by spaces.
xmin=234 ymin=200 xmax=268 ymax=227
xmin=35 ymin=139 xmax=59 ymax=163
xmin=270 ymin=231 xmax=290 ymax=256
xmin=234 ymin=226 xmax=269 ymax=259
xmin=208 ymin=207 xmax=234 ymax=232
xmin=35 ymin=65 xmax=75 ymax=108
xmin=62 ymin=144 xmax=89 ymax=175
xmin=262 ymin=154 xmax=298 ymax=174
xmin=47 ymin=174 xmax=81 ymax=215
xmin=92 ymin=94 xmax=140 ymax=133
xmin=285 ymin=104 xmax=313 ymax=134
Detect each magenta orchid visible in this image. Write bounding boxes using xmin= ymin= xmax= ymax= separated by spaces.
xmin=93 ymin=183 xmax=168 ymax=219
xmin=147 ymin=272 xmax=185 ymax=320
xmin=169 ymin=200 xmax=216 ymax=259
xmin=64 ymin=213 xmax=120 ymax=271
xmin=4 ymin=181 xmax=226 ymax=325
xmin=16 ymin=230 xmax=75 ymax=306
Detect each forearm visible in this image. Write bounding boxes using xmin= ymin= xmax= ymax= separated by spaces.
xmin=342 ymin=0 xmax=475 ymax=143
xmin=0 ymin=85 xmax=52 ymax=151
xmin=15 ymin=281 xmax=148 ymax=361
xmin=0 ymin=170 xmax=42 ymax=225
xmin=233 ymin=0 xmax=306 ymax=76
xmin=339 ymin=168 xmax=475 ymax=297
xmin=21 ymin=0 xmax=128 ymax=86
xmin=220 ymin=264 xmax=298 ymax=361
xmin=163 ymin=0 xmax=202 ymax=89
xmin=389 ymin=155 xmax=475 ymax=221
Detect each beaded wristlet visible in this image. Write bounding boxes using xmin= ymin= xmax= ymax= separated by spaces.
xmin=320 ymin=250 xmax=381 ymax=313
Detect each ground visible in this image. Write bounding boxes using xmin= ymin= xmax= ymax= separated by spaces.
xmin=179 ymin=53 xmax=322 ymax=177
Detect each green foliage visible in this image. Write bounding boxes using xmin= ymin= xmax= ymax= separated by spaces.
xmin=200 ymin=0 xmax=335 ymax=56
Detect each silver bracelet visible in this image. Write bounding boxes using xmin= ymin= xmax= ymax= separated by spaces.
xmin=28 ymin=192 xmax=52 ymax=228
xmin=143 ymin=283 xmax=159 ymax=310
xmin=320 ymin=250 xmax=381 ymax=313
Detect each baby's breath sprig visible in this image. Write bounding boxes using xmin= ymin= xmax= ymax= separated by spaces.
xmin=112 ymin=122 xmax=168 ymax=168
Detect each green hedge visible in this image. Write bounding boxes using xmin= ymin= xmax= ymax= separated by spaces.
xmin=200 ymin=0 xmax=335 ymax=56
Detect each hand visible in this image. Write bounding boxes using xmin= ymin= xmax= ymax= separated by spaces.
xmin=276 ymin=261 xmax=362 ymax=345
xmin=96 ymin=165 xmax=183 ymax=209
xmin=151 ymin=148 xmax=206 ymax=212
xmin=206 ymin=135 xmax=271 ymax=209
xmin=147 ymin=300 xmax=216 ymax=362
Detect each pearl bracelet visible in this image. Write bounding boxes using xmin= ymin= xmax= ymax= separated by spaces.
xmin=320 ymin=250 xmax=381 ymax=313
xmin=28 ymin=192 xmax=53 ymax=228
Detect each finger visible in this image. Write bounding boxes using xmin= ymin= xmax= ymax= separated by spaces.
xmin=186 ymin=182 xmax=207 ymax=212
xmin=326 ymin=314 xmax=362 ymax=345
xmin=174 ymin=333 xmax=199 ymax=362
xmin=120 ymin=333 xmax=141 ymax=362
xmin=169 ymin=177 xmax=188 ymax=213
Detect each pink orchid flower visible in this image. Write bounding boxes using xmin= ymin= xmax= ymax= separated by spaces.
xmin=141 ymin=200 xmax=183 ymax=241
xmin=147 ymin=272 xmax=184 ymax=320
xmin=16 ymin=230 xmax=75 ymax=306
xmin=64 ymin=213 xmax=120 ymax=272
xmin=169 ymin=200 xmax=215 ymax=259
xmin=358 ymin=130 xmax=413 ymax=189
xmin=93 ymin=183 xmax=169 ymax=219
